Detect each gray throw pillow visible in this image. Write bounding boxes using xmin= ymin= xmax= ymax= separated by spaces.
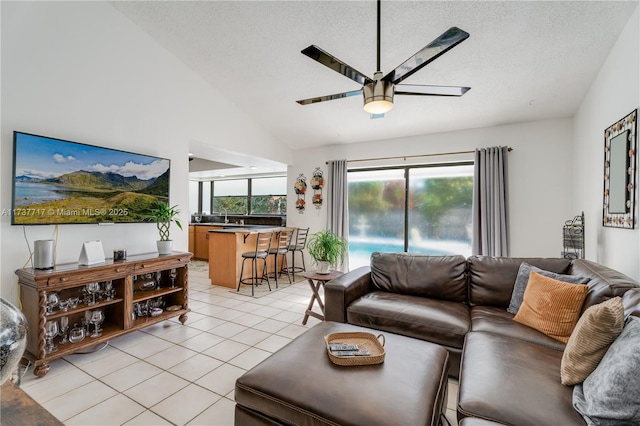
xmin=507 ymin=262 xmax=590 ymax=314
xmin=573 ymin=316 xmax=640 ymax=425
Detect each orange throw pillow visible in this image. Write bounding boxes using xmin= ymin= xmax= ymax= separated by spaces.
xmin=513 ymin=271 xmax=588 ymax=343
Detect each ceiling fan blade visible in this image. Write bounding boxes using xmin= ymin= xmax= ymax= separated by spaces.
xmin=383 ymin=27 xmax=470 ymax=85
xmin=301 ymin=45 xmax=372 ymax=85
xmin=395 ymin=84 xmax=470 ymax=97
xmin=296 ymin=90 xmax=363 ymax=105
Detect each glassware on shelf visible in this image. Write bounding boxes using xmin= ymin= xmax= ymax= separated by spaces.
xmin=169 ymin=269 xmax=177 ymax=288
xmin=68 ymin=297 xmax=80 ymax=309
xmin=58 ymin=299 xmax=70 ymax=312
xmin=59 ymin=316 xmax=69 ymax=344
xmin=84 ymin=310 xmax=93 ymax=331
xmin=44 ymin=320 xmax=59 ymax=354
xmin=69 ymin=324 xmax=85 ymax=343
xmin=85 ymin=283 xmax=100 ymax=306
xmin=104 ymin=280 xmax=114 ymax=301
xmin=45 ymin=292 xmax=60 ymax=315
xmin=81 ymin=287 xmax=92 ymax=305
xmin=90 ymin=310 xmax=104 ymax=338
xmin=148 ymin=297 xmax=164 ymax=310
xmin=137 ymin=274 xmax=156 ymax=292
xmin=135 ymin=301 xmax=148 ymax=318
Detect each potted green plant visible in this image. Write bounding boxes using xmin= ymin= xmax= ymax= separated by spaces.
xmin=306 ymin=230 xmax=347 ymax=273
xmin=148 ymin=202 xmax=183 ymax=255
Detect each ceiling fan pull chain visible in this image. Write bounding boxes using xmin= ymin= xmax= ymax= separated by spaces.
xmin=377 ymin=0 xmax=381 ymax=72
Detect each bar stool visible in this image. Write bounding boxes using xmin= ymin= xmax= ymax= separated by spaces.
xmin=238 ymin=231 xmax=273 ymax=297
xmin=267 ymin=228 xmax=294 ymax=287
xmin=287 ymin=227 xmax=309 ymax=276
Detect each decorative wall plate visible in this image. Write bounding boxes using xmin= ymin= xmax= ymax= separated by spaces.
xmin=295 ymin=174 xmax=307 ymax=213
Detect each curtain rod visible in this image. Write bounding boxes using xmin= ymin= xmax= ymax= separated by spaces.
xmin=325 ymin=147 xmax=513 ymax=165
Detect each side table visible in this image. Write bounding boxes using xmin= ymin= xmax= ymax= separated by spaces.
xmin=301 ymin=270 xmax=344 ymax=325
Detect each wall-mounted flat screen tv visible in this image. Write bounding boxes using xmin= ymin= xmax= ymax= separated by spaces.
xmin=12 ymin=131 xmax=170 ymax=225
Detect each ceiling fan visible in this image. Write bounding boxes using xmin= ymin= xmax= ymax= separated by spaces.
xmin=296 ymin=0 xmax=471 ymax=117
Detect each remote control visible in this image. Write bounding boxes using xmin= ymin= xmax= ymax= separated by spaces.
xmin=328 ymin=343 xmax=359 ymax=351
xmin=331 ymin=349 xmax=371 ymax=356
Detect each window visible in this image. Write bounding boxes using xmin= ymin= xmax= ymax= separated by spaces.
xmin=212 ymin=179 xmax=248 ymax=214
xmin=251 ymin=177 xmax=287 ymax=214
xmin=348 ymin=164 xmax=473 ymax=269
xmin=206 ymin=177 xmax=287 ymax=215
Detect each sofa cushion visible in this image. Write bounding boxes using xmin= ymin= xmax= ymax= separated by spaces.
xmin=570 ymin=259 xmax=640 ymax=312
xmin=470 ymin=306 xmax=565 ymax=351
xmin=622 ymin=288 xmax=640 ymax=318
xmin=370 ymin=252 xmax=467 ymax=303
xmin=467 ymin=256 xmax=572 ymax=308
xmin=347 ymin=291 xmax=470 ymax=349
xmin=507 ymin=262 xmax=590 ymax=314
xmin=513 ymin=272 xmax=588 ymax=343
xmin=572 ymin=316 xmax=640 ymax=425
xmin=458 ymin=331 xmax=586 ymax=426
xmin=561 ymin=297 xmax=624 ymax=386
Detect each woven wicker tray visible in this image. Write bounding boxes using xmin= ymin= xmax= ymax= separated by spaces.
xmin=324 ymin=331 xmax=385 ymax=366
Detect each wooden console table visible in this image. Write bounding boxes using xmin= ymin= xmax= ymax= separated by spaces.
xmin=15 ymin=251 xmax=192 ymax=378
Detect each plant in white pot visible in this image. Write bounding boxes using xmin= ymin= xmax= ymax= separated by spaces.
xmin=148 ymin=202 xmax=183 ymax=255
xmin=306 ymin=230 xmax=347 ymax=274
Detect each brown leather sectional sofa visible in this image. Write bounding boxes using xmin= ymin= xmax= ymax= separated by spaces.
xmin=324 ymin=253 xmax=640 ymax=425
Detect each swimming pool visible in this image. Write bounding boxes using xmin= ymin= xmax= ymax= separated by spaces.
xmin=348 ymin=237 xmax=471 ymax=269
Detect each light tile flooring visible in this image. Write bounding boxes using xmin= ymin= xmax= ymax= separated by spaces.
xmin=19 ymin=266 xmax=459 ymax=425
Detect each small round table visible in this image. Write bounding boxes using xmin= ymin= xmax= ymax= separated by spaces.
xmin=301 ymin=270 xmax=344 ymax=325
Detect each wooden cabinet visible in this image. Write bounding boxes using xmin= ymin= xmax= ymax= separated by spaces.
xmin=193 ymin=225 xmax=222 ymax=260
xmin=15 ymin=252 xmax=192 ymax=378
xmin=189 ymin=225 xmax=195 ymax=255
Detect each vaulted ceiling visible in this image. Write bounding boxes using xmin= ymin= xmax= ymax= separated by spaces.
xmin=112 ymin=1 xmax=637 ymax=151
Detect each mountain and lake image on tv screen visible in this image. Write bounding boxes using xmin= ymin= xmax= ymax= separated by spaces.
xmin=11 ymin=132 xmax=170 ymax=225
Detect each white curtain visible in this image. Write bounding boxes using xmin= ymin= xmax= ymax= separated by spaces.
xmin=326 ymin=159 xmax=349 ymax=271
xmin=472 ymin=146 xmax=510 ymax=256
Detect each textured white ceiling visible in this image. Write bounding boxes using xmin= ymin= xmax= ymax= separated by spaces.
xmin=112 ymin=1 xmax=638 ymax=151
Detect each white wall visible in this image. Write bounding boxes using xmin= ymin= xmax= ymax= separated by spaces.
xmin=0 ymin=2 xmax=291 ymax=304
xmin=573 ymin=5 xmax=640 ymax=281
xmin=286 ymin=118 xmax=576 ymax=266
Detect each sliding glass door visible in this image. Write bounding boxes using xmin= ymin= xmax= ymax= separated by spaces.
xmin=407 ymin=165 xmax=474 ymax=255
xmin=348 ymin=164 xmax=473 ymax=269
xmin=348 ymin=169 xmax=406 ymax=268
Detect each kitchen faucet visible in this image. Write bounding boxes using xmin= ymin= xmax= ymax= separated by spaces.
xmin=220 ymin=208 xmax=229 ymax=223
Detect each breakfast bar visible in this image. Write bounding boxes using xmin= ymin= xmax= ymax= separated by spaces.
xmin=208 ymin=226 xmax=285 ymax=288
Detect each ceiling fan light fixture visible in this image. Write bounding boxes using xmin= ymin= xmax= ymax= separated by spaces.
xmin=363 ymin=77 xmax=394 ymax=114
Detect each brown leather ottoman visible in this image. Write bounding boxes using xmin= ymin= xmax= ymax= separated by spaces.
xmin=235 ymin=321 xmax=449 ymax=426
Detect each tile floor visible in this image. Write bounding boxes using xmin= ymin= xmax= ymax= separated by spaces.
xmin=19 ymin=265 xmax=460 ymax=425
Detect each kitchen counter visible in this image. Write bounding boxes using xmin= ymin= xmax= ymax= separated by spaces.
xmin=207 ymin=225 xmax=278 ymax=233
xmin=191 ymin=222 xmax=252 ymax=228
xmin=208 ymin=226 xmax=285 ymax=288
